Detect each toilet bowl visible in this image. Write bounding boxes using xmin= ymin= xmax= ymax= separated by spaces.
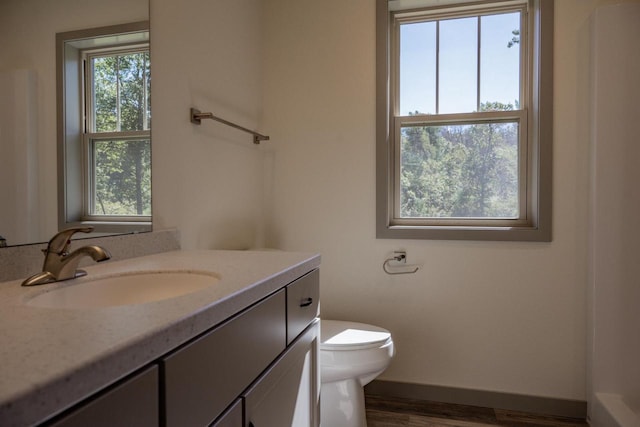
xmin=320 ymin=320 xmax=395 ymax=427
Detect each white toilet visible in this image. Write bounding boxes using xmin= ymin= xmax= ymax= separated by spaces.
xmin=320 ymin=320 xmax=395 ymax=427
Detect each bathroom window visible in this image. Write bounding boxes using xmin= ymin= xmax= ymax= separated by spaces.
xmin=57 ymin=22 xmax=151 ymax=234
xmin=83 ymin=46 xmax=151 ymax=218
xmin=376 ymin=0 xmax=553 ymax=241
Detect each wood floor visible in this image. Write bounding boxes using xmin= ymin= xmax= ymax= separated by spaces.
xmin=365 ymin=394 xmax=590 ymax=427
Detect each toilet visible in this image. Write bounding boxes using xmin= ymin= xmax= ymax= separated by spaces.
xmin=320 ymin=320 xmax=395 ymax=427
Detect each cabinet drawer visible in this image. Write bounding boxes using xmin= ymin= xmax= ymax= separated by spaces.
xmin=287 ymin=269 xmax=320 ymax=344
xmin=162 ymin=290 xmax=286 ymax=427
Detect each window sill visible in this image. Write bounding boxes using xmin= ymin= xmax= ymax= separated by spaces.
xmin=62 ymin=220 xmax=152 ymax=236
xmin=377 ymin=224 xmax=551 ymax=242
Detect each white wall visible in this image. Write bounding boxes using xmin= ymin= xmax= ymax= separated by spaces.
xmin=260 ymin=0 xmax=601 ymax=401
xmin=0 ymin=0 xmax=148 ymax=246
xmin=589 ymin=1 xmax=640 ymax=422
xmin=150 ymin=0 xmax=266 ymax=250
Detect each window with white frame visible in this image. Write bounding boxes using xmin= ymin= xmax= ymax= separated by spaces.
xmin=57 ymin=22 xmax=151 ymax=234
xmin=376 ymin=0 xmax=553 ymax=241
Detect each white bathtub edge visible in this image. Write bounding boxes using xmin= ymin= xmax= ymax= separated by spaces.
xmin=591 ymin=393 xmax=640 ymax=427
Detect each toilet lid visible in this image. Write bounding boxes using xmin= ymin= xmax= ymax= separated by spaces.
xmin=321 ymin=320 xmax=392 ymax=351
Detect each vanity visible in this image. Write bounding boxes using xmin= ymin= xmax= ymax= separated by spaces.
xmin=0 ymin=249 xmax=321 ymax=426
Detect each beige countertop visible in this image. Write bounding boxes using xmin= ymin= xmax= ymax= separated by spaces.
xmin=0 ymin=249 xmax=320 ymax=426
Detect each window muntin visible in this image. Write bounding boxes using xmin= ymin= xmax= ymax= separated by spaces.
xmin=392 ymin=3 xmax=528 ymax=225
xmin=83 ymin=46 xmax=151 ymax=220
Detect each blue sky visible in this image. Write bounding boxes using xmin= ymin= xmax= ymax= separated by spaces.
xmin=399 ymin=11 xmax=521 ymax=115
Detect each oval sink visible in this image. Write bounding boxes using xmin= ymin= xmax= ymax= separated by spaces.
xmin=25 ymin=271 xmax=220 ymax=309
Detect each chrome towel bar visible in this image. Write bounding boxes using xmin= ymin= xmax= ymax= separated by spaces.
xmin=190 ymin=108 xmax=269 ymax=144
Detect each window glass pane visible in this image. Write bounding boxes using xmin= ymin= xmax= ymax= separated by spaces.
xmin=92 ymin=51 xmax=150 ymax=132
xmin=400 ymin=121 xmax=519 ymax=218
xmin=93 ymin=57 xmax=118 ymax=132
xmin=145 ymin=52 xmax=151 ymax=130
xmin=400 ymin=21 xmax=436 ymax=115
xmin=439 ymin=17 xmax=477 ymax=114
xmin=92 ymin=139 xmax=151 ymax=216
xmin=118 ymin=52 xmax=150 ymax=131
xmin=480 ymin=12 xmax=521 ymax=110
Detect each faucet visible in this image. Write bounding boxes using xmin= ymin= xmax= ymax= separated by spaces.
xmin=21 ymin=227 xmax=111 ymax=287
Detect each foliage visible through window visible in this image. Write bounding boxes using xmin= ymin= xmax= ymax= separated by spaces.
xmin=400 ymin=112 xmax=519 ymax=219
xmin=85 ymin=48 xmax=151 ymax=217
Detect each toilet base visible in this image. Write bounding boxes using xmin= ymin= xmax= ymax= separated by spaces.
xmin=321 ymin=378 xmax=367 ymax=427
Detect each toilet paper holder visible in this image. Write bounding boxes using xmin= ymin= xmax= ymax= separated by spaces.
xmin=382 ymin=251 xmax=419 ymax=275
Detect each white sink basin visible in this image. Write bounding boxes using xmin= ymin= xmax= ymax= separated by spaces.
xmin=25 ymin=271 xmax=220 ymax=309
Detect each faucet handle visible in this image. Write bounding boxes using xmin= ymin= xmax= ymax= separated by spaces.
xmin=45 ymin=226 xmax=95 ymax=255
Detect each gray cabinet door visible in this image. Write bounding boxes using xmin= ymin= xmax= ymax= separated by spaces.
xmin=50 ymin=365 xmax=158 ymax=427
xmin=212 ymin=399 xmax=242 ymax=427
xmin=244 ymin=320 xmax=320 ymax=427
xmin=163 ymin=290 xmax=286 ymax=427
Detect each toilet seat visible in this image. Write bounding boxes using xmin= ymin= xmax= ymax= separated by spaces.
xmin=321 ymin=320 xmax=392 ymax=351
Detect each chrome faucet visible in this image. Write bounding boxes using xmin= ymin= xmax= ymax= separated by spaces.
xmin=21 ymin=227 xmax=111 ymax=287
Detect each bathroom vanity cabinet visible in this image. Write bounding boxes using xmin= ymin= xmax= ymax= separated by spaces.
xmin=164 ymin=268 xmax=320 ymax=426
xmin=37 ymin=266 xmax=320 ymax=427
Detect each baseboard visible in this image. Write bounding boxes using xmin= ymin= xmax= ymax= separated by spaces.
xmin=364 ymin=380 xmax=587 ymax=420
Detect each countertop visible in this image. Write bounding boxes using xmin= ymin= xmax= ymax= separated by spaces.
xmin=0 ymin=249 xmax=320 ymax=426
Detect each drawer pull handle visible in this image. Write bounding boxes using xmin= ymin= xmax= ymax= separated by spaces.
xmin=300 ymin=297 xmax=313 ymax=307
